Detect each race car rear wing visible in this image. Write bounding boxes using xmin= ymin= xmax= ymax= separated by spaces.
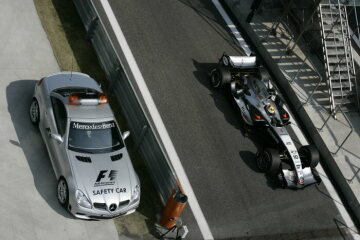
xmin=222 ymin=54 xmax=257 ymax=68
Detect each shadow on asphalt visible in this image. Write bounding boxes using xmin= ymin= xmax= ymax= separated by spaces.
xmin=239 ymin=150 xmax=261 ymax=173
xmin=191 ymin=59 xmax=245 ymax=131
xmin=176 ymin=0 xmax=245 ymax=54
xmin=6 ymin=80 xmax=73 ymax=219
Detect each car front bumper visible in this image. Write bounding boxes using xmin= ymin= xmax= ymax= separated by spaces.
xmin=279 ymin=167 xmax=321 ymax=189
xmin=69 ymin=199 xmax=140 ymax=220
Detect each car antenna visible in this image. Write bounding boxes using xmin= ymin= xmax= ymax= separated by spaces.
xmin=69 ymin=57 xmax=74 ymax=81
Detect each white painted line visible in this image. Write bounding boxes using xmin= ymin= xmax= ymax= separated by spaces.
xmin=98 ymin=1 xmax=214 ymax=239
xmin=211 ymin=0 xmax=252 ymax=56
xmin=284 ymin=106 xmax=360 ymax=239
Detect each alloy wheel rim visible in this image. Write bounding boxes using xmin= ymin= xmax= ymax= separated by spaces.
xmin=30 ymin=101 xmax=39 ymax=122
xmin=58 ymin=180 xmax=67 ymax=204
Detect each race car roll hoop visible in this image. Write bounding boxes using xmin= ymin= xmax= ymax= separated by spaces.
xmin=210 ymin=53 xmax=322 ymax=189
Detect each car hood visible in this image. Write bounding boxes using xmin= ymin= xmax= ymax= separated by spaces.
xmin=68 ymin=148 xmax=135 ymax=207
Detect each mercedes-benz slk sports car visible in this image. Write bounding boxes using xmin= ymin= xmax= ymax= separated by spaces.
xmin=29 ymin=72 xmax=140 ymax=219
xmin=210 ymin=54 xmax=321 ymax=189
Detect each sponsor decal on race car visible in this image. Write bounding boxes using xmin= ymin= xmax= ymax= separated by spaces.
xmin=94 ymin=170 xmax=118 ymax=187
xmin=92 ymin=188 xmax=127 ymax=196
xmin=72 ymin=121 xmax=115 ymax=130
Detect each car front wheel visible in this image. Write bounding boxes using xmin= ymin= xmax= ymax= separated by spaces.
xmin=299 ymin=145 xmax=320 ymax=168
xmin=256 ymin=148 xmax=281 ymax=175
xmin=57 ymin=178 xmax=69 ymax=207
xmin=29 ymin=98 xmax=40 ymax=125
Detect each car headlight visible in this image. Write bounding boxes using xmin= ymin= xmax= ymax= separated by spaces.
xmin=131 ymin=184 xmax=140 ymax=201
xmin=76 ymin=190 xmax=92 ymax=209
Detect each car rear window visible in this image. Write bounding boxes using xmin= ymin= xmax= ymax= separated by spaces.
xmin=68 ymin=120 xmax=124 ymax=154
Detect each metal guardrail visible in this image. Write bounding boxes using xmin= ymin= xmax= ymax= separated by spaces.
xmin=73 ymin=0 xmax=177 ymax=204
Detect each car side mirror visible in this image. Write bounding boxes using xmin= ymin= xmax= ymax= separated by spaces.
xmin=50 ymin=133 xmax=63 ymax=143
xmin=123 ymin=131 xmax=130 ymax=140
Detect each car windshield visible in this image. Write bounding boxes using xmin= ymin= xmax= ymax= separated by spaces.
xmin=68 ymin=120 xmax=124 ymax=153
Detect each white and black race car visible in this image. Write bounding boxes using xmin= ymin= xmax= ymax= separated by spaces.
xmin=210 ymin=54 xmax=321 ymax=189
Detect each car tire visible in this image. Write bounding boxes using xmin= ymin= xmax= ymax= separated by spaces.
xmin=299 ymin=145 xmax=320 ymax=168
xmin=259 ymin=67 xmax=271 ymax=81
xmin=29 ymin=98 xmax=40 ymax=125
xmin=57 ymin=177 xmax=69 ymax=207
xmin=256 ymin=148 xmax=281 ymax=175
xmin=210 ymin=67 xmax=231 ymax=88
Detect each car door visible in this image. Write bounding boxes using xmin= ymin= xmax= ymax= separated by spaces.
xmin=44 ymin=95 xmax=68 ymax=178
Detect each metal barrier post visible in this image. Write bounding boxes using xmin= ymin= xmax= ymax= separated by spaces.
xmin=160 ymin=190 xmax=188 ymax=229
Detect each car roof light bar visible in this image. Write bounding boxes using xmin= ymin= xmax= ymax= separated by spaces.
xmin=68 ymin=93 xmax=108 ymax=105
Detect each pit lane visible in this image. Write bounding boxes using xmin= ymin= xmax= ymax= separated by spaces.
xmin=93 ymin=0 xmax=352 ymax=239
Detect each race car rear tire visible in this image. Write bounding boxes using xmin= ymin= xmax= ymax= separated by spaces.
xmin=29 ymin=98 xmax=40 ymax=125
xmin=57 ymin=177 xmax=69 ymax=207
xmin=210 ymin=67 xmax=231 ymax=88
xmin=259 ymin=67 xmax=271 ymax=82
xmin=299 ymin=145 xmax=319 ymax=168
xmin=256 ymin=148 xmax=281 ymax=175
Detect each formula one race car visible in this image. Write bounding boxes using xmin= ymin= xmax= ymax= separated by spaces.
xmin=29 ymin=72 xmax=140 ymax=219
xmin=210 ymin=54 xmax=321 ymax=189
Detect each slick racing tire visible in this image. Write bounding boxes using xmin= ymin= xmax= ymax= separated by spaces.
xmin=299 ymin=145 xmax=320 ymax=168
xmin=210 ymin=67 xmax=231 ymax=88
xmin=29 ymin=98 xmax=40 ymax=125
xmin=57 ymin=177 xmax=69 ymax=207
xmin=256 ymin=148 xmax=281 ymax=175
xmin=259 ymin=67 xmax=271 ymax=82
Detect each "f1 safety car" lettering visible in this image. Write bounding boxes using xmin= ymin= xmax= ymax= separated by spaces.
xmin=93 ymin=188 xmax=126 ymax=195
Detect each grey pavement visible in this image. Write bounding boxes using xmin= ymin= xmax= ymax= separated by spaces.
xmin=224 ymin=0 xmax=360 ymax=237
xmin=94 ymin=0 xmax=355 ymax=238
xmin=0 ymin=1 xmax=119 ymax=239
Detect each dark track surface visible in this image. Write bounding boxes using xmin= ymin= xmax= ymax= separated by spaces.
xmin=93 ymin=0 xmax=351 ymax=239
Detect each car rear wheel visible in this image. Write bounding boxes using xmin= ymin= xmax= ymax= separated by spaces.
xmin=299 ymin=145 xmax=319 ymax=168
xmin=29 ymin=98 xmax=40 ymax=125
xmin=57 ymin=178 xmax=69 ymax=207
xmin=210 ymin=67 xmax=231 ymax=88
xmin=256 ymin=148 xmax=281 ymax=175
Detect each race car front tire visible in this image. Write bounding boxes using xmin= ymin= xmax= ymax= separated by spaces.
xmin=299 ymin=145 xmax=320 ymax=168
xmin=256 ymin=148 xmax=281 ymax=175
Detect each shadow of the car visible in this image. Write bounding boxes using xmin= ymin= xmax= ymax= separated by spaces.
xmin=6 ymin=80 xmax=73 ymax=219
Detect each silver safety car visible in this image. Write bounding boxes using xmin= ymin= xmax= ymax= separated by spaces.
xmin=29 ymin=72 xmax=140 ymax=219
xmin=210 ymin=54 xmax=321 ymax=189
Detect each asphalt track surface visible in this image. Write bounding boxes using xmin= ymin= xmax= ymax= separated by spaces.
xmin=94 ymin=0 xmax=352 ymax=239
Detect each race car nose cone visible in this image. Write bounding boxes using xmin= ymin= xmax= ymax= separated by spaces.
xmin=109 ymin=203 xmax=117 ymax=212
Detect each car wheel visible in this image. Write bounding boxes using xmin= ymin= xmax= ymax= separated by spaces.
xmin=57 ymin=178 xmax=69 ymax=207
xmin=257 ymin=148 xmax=281 ymax=175
xmin=29 ymin=98 xmax=40 ymax=125
xmin=210 ymin=67 xmax=231 ymax=88
xmin=259 ymin=67 xmax=271 ymax=81
xmin=219 ymin=66 xmax=231 ymax=86
xmin=210 ymin=68 xmax=221 ymax=88
xmin=299 ymin=145 xmax=319 ymax=168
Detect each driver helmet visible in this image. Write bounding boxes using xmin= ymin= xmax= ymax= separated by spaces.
xmin=266 ymin=104 xmax=276 ymax=115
